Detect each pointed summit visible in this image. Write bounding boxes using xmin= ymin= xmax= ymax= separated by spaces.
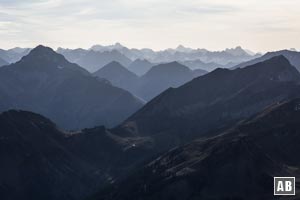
xmin=13 ymin=45 xmax=88 ymax=74
xmin=93 ymin=61 xmax=138 ymax=95
xmin=225 ymin=46 xmax=249 ymax=56
xmin=175 ymin=45 xmax=193 ymax=52
xmin=22 ymin=45 xmax=65 ymax=63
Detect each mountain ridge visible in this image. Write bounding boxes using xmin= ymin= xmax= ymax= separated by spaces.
xmin=0 ymin=45 xmax=143 ymax=130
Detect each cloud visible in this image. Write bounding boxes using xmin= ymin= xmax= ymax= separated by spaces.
xmin=0 ymin=0 xmax=299 ymax=52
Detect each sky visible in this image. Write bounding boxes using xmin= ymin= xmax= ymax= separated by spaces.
xmin=0 ymin=0 xmax=299 ymax=52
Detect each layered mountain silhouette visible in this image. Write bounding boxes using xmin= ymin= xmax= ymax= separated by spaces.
xmin=127 ymin=59 xmax=154 ymax=76
xmin=93 ymin=61 xmax=139 ymax=96
xmin=96 ymin=98 xmax=300 ymax=200
xmin=117 ymin=56 xmax=300 ymax=149
xmin=57 ymin=48 xmax=132 ymax=72
xmin=0 ymin=47 xmax=31 ymax=63
xmin=89 ymin=43 xmax=259 ymax=65
xmin=0 ymin=45 xmax=143 ymax=130
xmin=233 ymin=50 xmax=300 ymax=72
xmin=1 ymin=47 xmax=300 ymax=200
xmin=0 ymin=110 xmax=153 ymax=200
xmin=181 ymin=59 xmax=235 ymax=71
xmin=94 ymin=61 xmax=205 ymax=102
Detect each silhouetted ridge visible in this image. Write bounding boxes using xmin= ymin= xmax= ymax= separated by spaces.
xmin=95 ymin=98 xmax=300 ymax=200
xmin=0 ymin=110 xmax=154 ymax=200
xmin=118 ymin=56 xmax=300 ymax=149
xmin=233 ymin=50 xmax=300 ymax=72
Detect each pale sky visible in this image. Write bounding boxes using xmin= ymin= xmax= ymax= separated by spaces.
xmin=0 ymin=0 xmax=299 ymax=52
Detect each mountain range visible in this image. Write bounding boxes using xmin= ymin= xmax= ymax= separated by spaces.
xmin=2 ymin=54 xmax=300 ymax=200
xmin=1 ymin=43 xmax=300 ymax=200
xmin=117 ymin=56 xmax=300 ymax=149
xmin=90 ymin=43 xmax=260 ymax=65
xmin=93 ymin=61 xmax=140 ymax=98
xmin=0 ymin=45 xmax=143 ymax=130
xmin=0 ymin=44 xmax=260 ymax=74
xmin=135 ymin=62 xmax=203 ymax=101
xmin=94 ymin=61 xmax=207 ymax=101
xmin=57 ymin=48 xmax=132 ymax=72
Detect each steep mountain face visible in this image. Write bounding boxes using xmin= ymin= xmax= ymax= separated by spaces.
xmin=117 ymin=56 xmax=300 ymax=148
xmin=0 ymin=57 xmax=8 ymax=67
xmin=0 ymin=45 xmax=143 ymax=130
xmin=127 ymin=59 xmax=154 ymax=76
xmin=57 ymin=48 xmax=132 ymax=72
xmin=93 ymin=61 xmax=139 ymax=96
xmin=0 ymin=110 xmax=97 ymax=200
xmin=0 ymin=110 xmax=153 ymax=200
xmin=93 ymin=98 xmax=300 ymax=200
xmin=233 ymin=50 xmax=300 ymax=71
xmin=136 ymin=62 xmax=195 ymax=101
xmin=0 ymin=48 xmax=31 ymax=63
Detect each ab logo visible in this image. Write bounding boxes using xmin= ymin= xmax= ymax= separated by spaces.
xmin=274 ymin=177 xmax=295 ymax=196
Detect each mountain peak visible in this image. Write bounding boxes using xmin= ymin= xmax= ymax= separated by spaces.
xmin=31 ymin=45 xmax=56 ymax=54
xmin=94 ymin=61 xmax=137 ymax=79
xmin=146 ymin=61 xmax=190 ymax=76
xmin=225 ymin=46 xmax=249 ymax=56
xmin=235 ymin=55 xmax=300 ymax=82
xmin=8 ymin=45 xmax=90 ymax=75
xmin=22 ymin=45 xmax=65 ymax=63
xmin=256 ymin=55 xmax=292 ymax=69
xmin=114 ymin=42 xmax=124 ymax=48
xmin=175 ymin=45 xmax=193 ymax=52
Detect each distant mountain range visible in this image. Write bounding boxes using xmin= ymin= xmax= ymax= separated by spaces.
xmin=0 ymin=44 xmax=260 ymax=73
xmin=0 ymin=45 xmax=143 ymax=130
xmin=95 ymin=98 xmax=300 ymax=200
xmin=57 ymin=48 xmax=132 ymax=72
xmin=94 ymin=61 xmax=207 ymax=101
xmin=90 ymin=43 xmax=260 ymax=66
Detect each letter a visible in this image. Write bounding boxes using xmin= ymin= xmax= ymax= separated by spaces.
xmin=277 ymin=181 xmax=284 ymax=192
